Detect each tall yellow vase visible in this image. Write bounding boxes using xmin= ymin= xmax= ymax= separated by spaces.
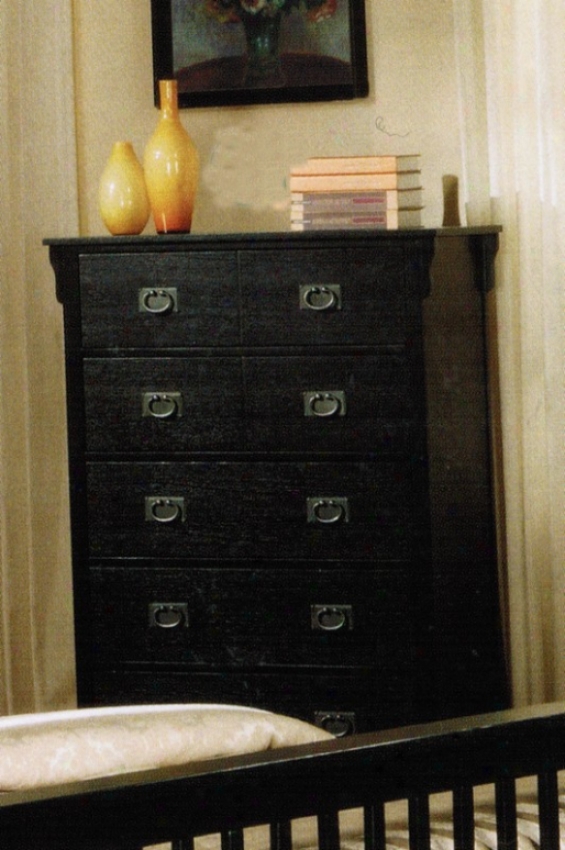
xmin=144 ymin=79 xmax=200 ymax=234
xmin=99 ymin=141 xmax=150 ymax=235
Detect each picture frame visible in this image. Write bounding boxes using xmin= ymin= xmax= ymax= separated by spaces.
xmin=151 ymin=0 xmax=369 ymax=108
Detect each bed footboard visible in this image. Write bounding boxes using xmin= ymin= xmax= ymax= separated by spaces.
xmin=1 ymin=702 xmax=565 ymax=850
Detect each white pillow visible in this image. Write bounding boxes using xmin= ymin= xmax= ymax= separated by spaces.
xmin=0 ymin=703 xmax=333 ymax=791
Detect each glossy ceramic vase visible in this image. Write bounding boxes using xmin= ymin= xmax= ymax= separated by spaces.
xmin=241 ymin=10 xmax=284 ymax=87
xmin=98 ymin=141 xmax=150 ymax=235
xmin=144 ymin=79 xmax=199 ymax=234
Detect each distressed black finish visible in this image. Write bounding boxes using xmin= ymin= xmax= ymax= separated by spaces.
xmin=89 ymin=566 xmax=415 ymax=667
xmin=46 ymin=228 xmax=507 ymax=729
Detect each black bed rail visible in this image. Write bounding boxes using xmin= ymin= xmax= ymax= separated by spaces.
xmin=1 ymin=701 xmax=565 ymax=849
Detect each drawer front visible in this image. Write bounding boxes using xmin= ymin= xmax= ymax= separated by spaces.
xmin=239 ymin=247 xmax=422 ymax=347
xmin=86 ymin=461 xmax=419 ymax=560
xmin=89 ymin=669 xmax=416 ymax=734
xmin=244 ymin=354 xmax=416 ymax=454
xmin=90 ymin=566 xmax=415 ymax=669
xmin=83 ymin=355 xmax=416 ymax=455
xmin=79 ymin=252 xmax=240 ymax=348
xmin=84 ymin=358 xmax=244 ymax=453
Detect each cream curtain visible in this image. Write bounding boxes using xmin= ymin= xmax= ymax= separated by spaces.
xmin=0 ymin=2 xmax=79 ymax=713
xmin=453 ymin=0 xmax=565 ymax=704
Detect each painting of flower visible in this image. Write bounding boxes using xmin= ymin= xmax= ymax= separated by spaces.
xmin=204 ymin=0 xmax=338 ymax=24
xmin=150 ymin=0 xmax=368 ymax=108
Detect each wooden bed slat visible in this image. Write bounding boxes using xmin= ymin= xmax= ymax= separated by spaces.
xmin=495 ymin=776 xmax=517 ymax=850
xmin=452 ymin=785 xmax=474 ymax=850
xmin=408 ymin=794 xmax=431 ymax=850
xmin=221 ymin=828 xmax=244 ymax=850
xmin=317 ymin=811 xmax=341 ymax=850
xmin=538 ymin=770 xmax=560 ymax=850
xmin=363 ymin=803 xmax=387 ymax=850
xmin=269 ymin=820 xmax=292 ymax=850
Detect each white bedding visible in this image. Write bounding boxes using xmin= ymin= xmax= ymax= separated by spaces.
xmin=0 ymin=704 xmax=332 ymax=790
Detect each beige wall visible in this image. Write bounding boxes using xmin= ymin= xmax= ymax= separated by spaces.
xmin=73 ymin=0 xmax=464 ymax=237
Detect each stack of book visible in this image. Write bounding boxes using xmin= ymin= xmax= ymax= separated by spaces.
xmin=289 ymin=154 xmax=423 ymax=231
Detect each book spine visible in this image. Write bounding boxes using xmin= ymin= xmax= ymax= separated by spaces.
xmin=289 ymin=173 xmax=419 ymax=192
xmin=291 ymin=214 xmax=398 ymax=231
xmin=291 ymin=192 xmax=397 ymax=212
xmin=289 ymin=174 xmax=395 ymax=192
xmin=293 ymin=155 xmax=421 ymax=175
xmin=291 ymin=189 xmax=423 ymax=210
xmin=291 ymin=222 xmax=396 ymax=231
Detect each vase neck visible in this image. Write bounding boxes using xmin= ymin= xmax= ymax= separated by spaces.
xmin=112 ymin=141 xmax=134 ymax=155
xmin=159 ymin=79 xmax=179 ymax=120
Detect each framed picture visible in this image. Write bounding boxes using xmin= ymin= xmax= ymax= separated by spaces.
xmin=151 ymin=0 xmax=369 ymax=108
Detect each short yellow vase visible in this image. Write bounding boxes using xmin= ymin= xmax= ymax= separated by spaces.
xmin=144 ymin=79 xmax=200 ymax=234
xmin=99 ymin=141 xmax=150 ymax=235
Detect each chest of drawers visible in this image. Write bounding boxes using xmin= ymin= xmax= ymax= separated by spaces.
xmin=47 ymin=229 xmax=508 ymax=734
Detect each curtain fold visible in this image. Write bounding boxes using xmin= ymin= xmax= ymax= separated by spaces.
xmin=453 ymin=0 xmax=565 ymax=705
xmin=0 ymin=1 xmax=79 ymax=714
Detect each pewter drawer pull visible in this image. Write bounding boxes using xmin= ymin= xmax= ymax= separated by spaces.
xmin=139 ymin=287 xmax=178 ymax=315
xmin=304 ymin=391 xmax=346 ymax=418
xmin=311 ymin=604 xmax=353 ymax=632
xmin=145 ymin=496 xmax=186 ymax=523
xmin=148 ymin=602 xmax=189 ymax=629
xmin=314 ymin=711 xmax=356 ymax=737
xmin=142 ymin=392 xmax=183 ymax=420
xmin=299 ymin=284 xmax=342 ymax=312
xmin=307 ymin=497 xmax=349 ymax=525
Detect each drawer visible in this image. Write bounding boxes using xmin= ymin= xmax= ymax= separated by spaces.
xmin=89 ymin=669 xmax=418 ymax=734
xmin=86 ymin=461 xmax=421 ymax=560
xmin=83 ymin=355 xmax=416 ymax=455
xmin=90 ymin=566 xmax=415 ymax=669
xmin=79 ymin=252 xmax=240 ymax=348
xmin=239 ymin=247 xmax=424 ymax=347
xmin=243 ymin=354 xmax=416 ymax=454
xmin=84 ymin=358 xmax=244 ymax=453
